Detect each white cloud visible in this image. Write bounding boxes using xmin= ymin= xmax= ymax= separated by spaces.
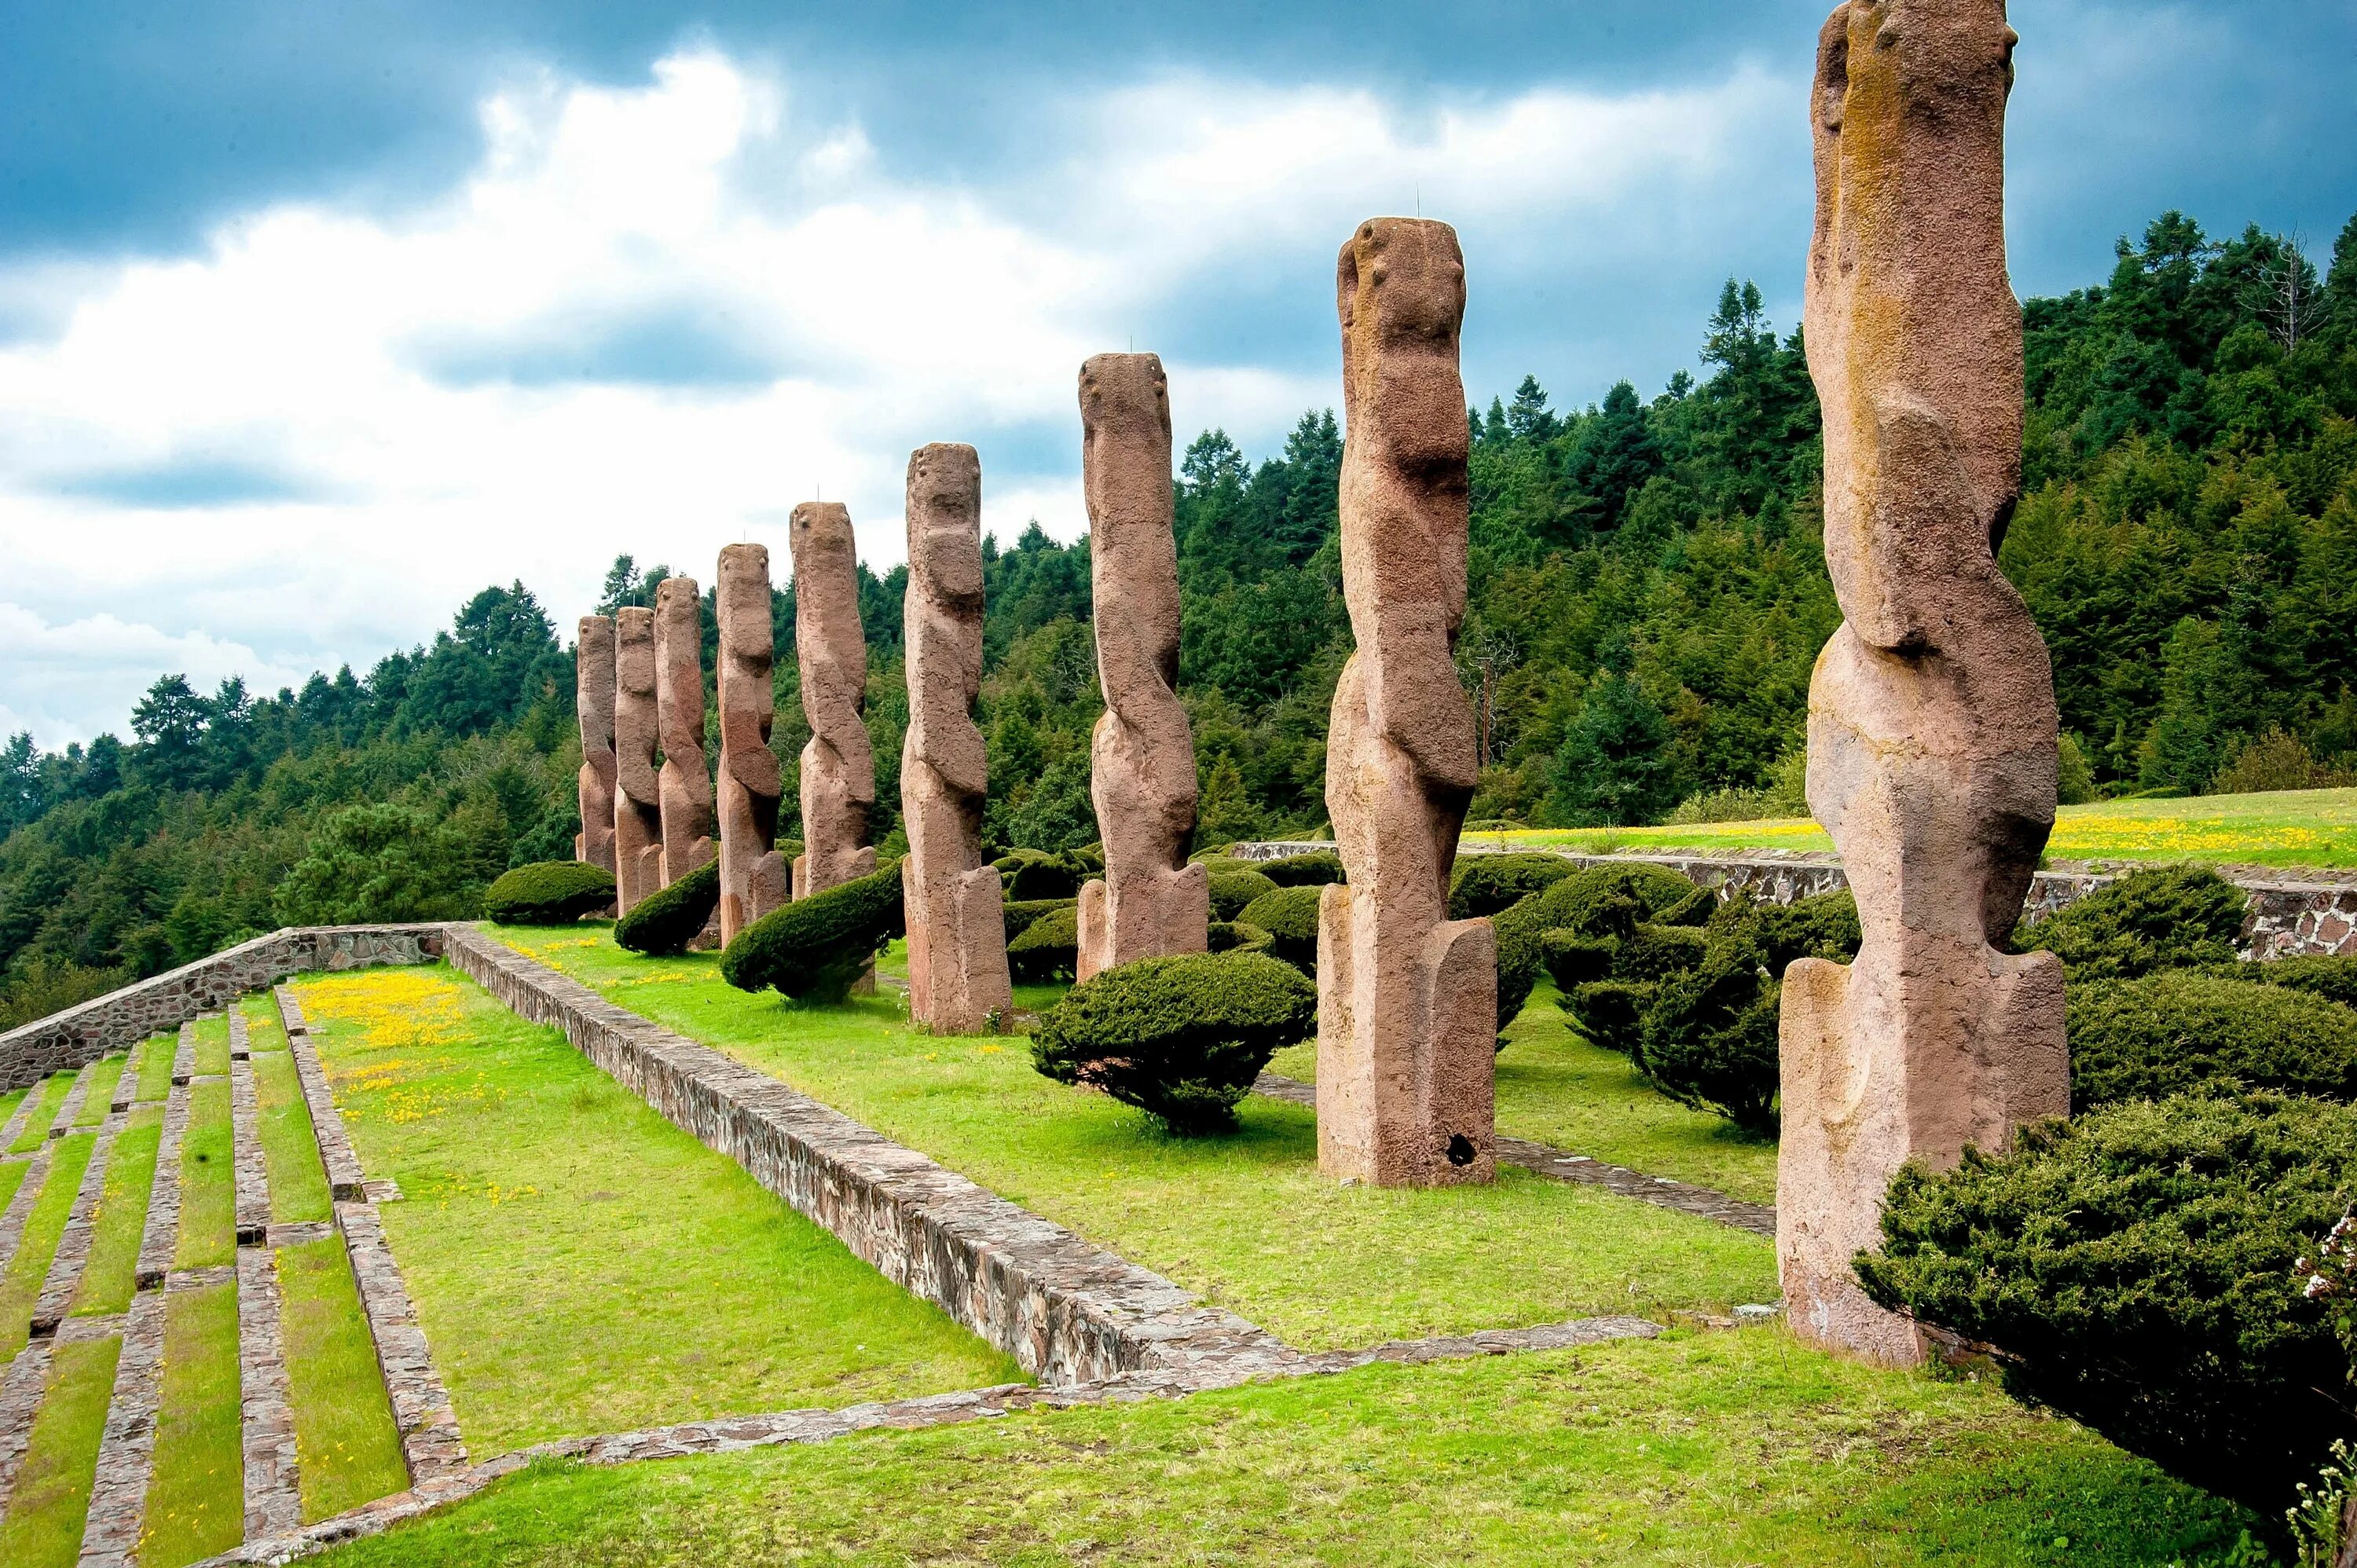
xmin=0 ymin=46 xmax=1795 ymax=745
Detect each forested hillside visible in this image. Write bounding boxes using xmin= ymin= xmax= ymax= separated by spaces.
xmin=5 ymin=207 xmax=2355 ymax=1023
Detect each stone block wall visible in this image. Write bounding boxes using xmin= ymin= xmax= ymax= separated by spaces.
xmin=0 ymin=925 xmax=444 ymax=1091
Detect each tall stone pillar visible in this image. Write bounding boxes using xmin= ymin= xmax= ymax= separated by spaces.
xmin=1315 ymin=218 xmax=1494 ymax=1188
xmin=716 ymin=544 xmax=788 ymax=944
xmin=1779 ymin=0 xmax=2067 ymax=1365
xmin=900 ymin=444 xmax=1012 ymax=1034
xmin=1076 ymin=354 xmax=1208 ymax=980
xmin=654 ymin=576 xmax=716 ymax=888
xmin=575 ymin=614 xmax=617 ymax=874
xmin=612 ymin=607 xmax=664 ymax=914
xmin=790 ymin=502 xmax=877 ymax=901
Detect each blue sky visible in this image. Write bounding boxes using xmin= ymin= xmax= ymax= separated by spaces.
xmin=1 ymin=0 xmax=2353 ymax=746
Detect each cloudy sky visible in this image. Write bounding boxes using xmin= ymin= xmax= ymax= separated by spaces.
xmin=2 ymin=1 xmax=2352 ymax=746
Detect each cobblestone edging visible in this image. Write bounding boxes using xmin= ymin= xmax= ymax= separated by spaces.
xmin=0 ymin=1086 xmax=39 ymax=1149
xmin=110 ymin=1035 xmax=145 ymax=1114
xmin=1250 ymin=1071 xmax=1778 ymax=1238
xmin=1225 ymin=842 xmax=2357 ymax=960
xmin=30 ymin=1109 xmax=123 ymax=1338
xmin=0 ymin=1339 xmax=54 ymax=1514
xmin=237 ymin=1244 xmax=304 ymax=1538
xmin=277 ymin=988 xmax=365 ymax=1200
xmin=49 ymin=1062 xmax=95 ymax=1138
xmin=171 ymin=1022 xmax=195 ymax=1086
xmin=137 ymin=1076 xmax=193 ymax=1290
xmin=0 ymin=925 xmax=447 ymax=1093
xmin=229 ymin=1039 xmax=270 ymax=1247
xmin=0 ymin=1141 xmax=57 ymax=1273
xmin=78 ymin=1285 xmax=168 ymax=1568
xmin=442 ymin=925 xmax=1296 ymax=1388
xmin=195 ymin=1313 xmax=1665 ymax=1566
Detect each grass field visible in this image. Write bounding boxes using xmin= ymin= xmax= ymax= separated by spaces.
xmin=0 ymin=1336 xmax=119 ymax=1566
xmin=0 ymin=1133 xmax=95 ymax=1360
xmin=1472 ymin=784 xmax=2357 ymax=870
xmin=141 ymin=1282 xmax=242 ymax=1567
xmin=491 ymin=926 xmax=1780 ymax=1348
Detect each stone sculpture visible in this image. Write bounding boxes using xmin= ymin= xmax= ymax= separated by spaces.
xmin=1779 ymin=0 xmax=2067 ymax=1365
xmin=900 ymin=444 xmax=1013 ymax=1034
xmin=654 ymin=576 xmax=716 ymax=888
xmin=574 ymin=614 xmax=617 ymax=875
xmin=612 ymin=606 xmax=665 ymax=914
xmin=1075 ymin=354 xmax=1209 ymax=980
xmin=790 ymin=503 xmax=878 ymax=903
xmin=1315 ymin=218 xmax=1495 ymax=1188
xmin=716 ymin=544 xmax=789 ymax=945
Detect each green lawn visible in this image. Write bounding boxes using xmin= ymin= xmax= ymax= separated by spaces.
xmin=490 ymin=927 xmax=1780 ymax=1349
xmin=0 ymin=1336 xmax=119 ymax=1566
xmin=0 ymin=1134 xmax=94 ymax=1360
xmin=134 ymin=1033 xmax=176 ymax=1103
xmin=294 ymin=965 xmax=1021 ymax=1455
xmin=1475 ymin=784 xmax=2357 ymax=870
xmin=278 ymin=1236 xmax=409 ymax=1522
xmin=189 ymin=1015 xmax=230 ymax=1077
xmin=70 ymin=1106 xmax=162 ymax=1316
xmin=141 ymin=1282 xmax=242 ymax=1568
xmin=172 ymin=1081 xmax=233 ymax=1272
xmin=317 ymin=1327 xmax=2256 ymax=1567
xmin=71 ymin=1055 xmax=125 ymax=1127
xmin=8 ymin=1072 xmax=72 ymax=1152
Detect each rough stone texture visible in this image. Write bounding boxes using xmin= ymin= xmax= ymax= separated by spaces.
xmin=137 ymin=1078 xmax=192 ymax=1288
xmin=0 ymin=926 xmax=442 ymax=1093
xmin=1318 ymin=218 xmax=1496 ymax=1189
xmin=575 ymin=614 xmax=619 ymax=874
xmin=110 ymin=1036 xmax=145 ymax=1113
xmin=900 ymin=445 xmax=1013 ymax=1034
xmin=655 ymin=576 xmax=717 ymax=890
xmin=172 ymin=1021 xmax=195 ymax=1086
xmin=0 ymin=1339 xmax=54 ymax=1513
xmin=49 ymin=1059 xmax=95 ymax=1137
xmin=229 ymin=1008 xmax=249 ymax=1062
xmin=716 ymin=544 xmax=790 ymax=944
xmin=612 ymin=605 xmax=665 ymax=914
xmin=1075 ymin=354 xmax=1209 ymax=981
xmin=0 ymin=1085 xmax=40 ymax=1148
xmin=278 ymin=989 xmax=366 ymax=1201
xmin=447 ymin=926 xmax=1285 ymax=1385
xmin=336 ymin=1196 xmax=469 ymax=1485
xmin=237 ymin=1244 xmax=304 ymax=1538
xmin=1778 ymin=0 xmax=2068 ymax=1367
xmin=790 ymin=503 xmax=878 ymax=904
xmin=77 ymin=1284 xmax=167 ymax=1568
xmin=30 ymin=1110 xmax=121 ymax=1338
xmin=231 ymin=1050 xmax=270 ymax=1246
xmin=0 ymin=1144 xmax=57 ymax=1273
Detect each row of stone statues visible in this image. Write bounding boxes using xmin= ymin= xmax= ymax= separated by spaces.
xmin=563 ymin=0 xmax=2058 ymax=1374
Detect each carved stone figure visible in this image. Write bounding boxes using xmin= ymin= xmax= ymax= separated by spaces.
xmin=900 ymin=444 xmax=1012 ymax=1034
xmin=716 ymin=544 xmax=788 ymax=944
xmin=1076 ymin=354 xmax=1208 ymax=980
xmin=612 ymin=606 xmax=665 ymax=914
xmin=1779 ymin=0 xmax=2067 ymax=1365
xmin=1315 ymin=218 xmax=1495 ymax=1188
xmin=790 ymin=503 xmax=877 ymax=903
xmin=654 ymin=576 xmax=716 ymax=888
xmin=575 ymin=614 xmax=617 ymax=875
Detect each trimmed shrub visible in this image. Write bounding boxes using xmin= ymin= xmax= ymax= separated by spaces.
xmin=2018 ymin=865 xmax=2247 ymax=980
xmin=614 ymin=858 xmax=720 ymax=956
xmin=1208 ymin=921 xmax=1274 ymax=958
xmin=2067 ymin=971 xmax=2357 ymax=1109
xmin=1006 ymin=903 xmax=1080 ymax=984
xmin=1640 ymin=936 xmax=1780 ymax=1130
xmin=2245 ymin=954 xmax=2357 ymax=1009
xmin=483 ymin=860 xmax=615 ymax=925
xmin=1709 ymin=888 xmax=1863 ymax=973
xmin=720 ymin=859 xmax=904 ymax=1003
xmin=1489 ymin=892 xmax=1550 ymax=1041
xmin=1567 ymin=980 xmax=1649 ymax=1057
xmin=1447 ymin=852 xmax=1577 ymax=919
xmin=1523 ymin=863 xmax=1699 ymax=941
xmin=996 ymin=849 xmax=1089 ymax=902
xmin=1855 ymin=1090 xmax=2357 ymax=1519
xmin=1614 ymin=922 xmax=1708 ymax=982
xmin=1238 ymin=886 xmax=1322 ymax=973
xmin=1031 ymin=951 xmax=1317 ymax=1134
xmin=1257 ymin=850 xmax=1346 ymax=888
xmin=1003 ymin=897 xmax=1074 ymax=943
xmin=1539 ymin=929 xmax=1615 ymax=991
xmin=1204 ymin=865 xmax=1278 ymax=921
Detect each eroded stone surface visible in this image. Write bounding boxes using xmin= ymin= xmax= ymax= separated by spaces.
xmin=0 ymin=1144 xmax=56 ymax=1274
xmin=238 ymin=1244 xmax=303 ymax=1538
xmin=1317 ymin=218 xmax=1496 ymax=1188
xmin=279 ymin=988 xmax=366 ymax=1200
xmin=30 ymin=1109 xmax=121 ymax=1338
xmin=716 ymin=544 xmax=789 ymax=944
xmin=0 ymin=1340 xmax=53 ymax=1512
xmin=231 ymin=1049 xmax=271 ymax=1246
xmin=613 ymin=606 xmax=665 ymax=914
xmin=78 ymin=1285 xmax=168 ymax=1568
xmin=137 ymin=1079 xmax=191 ymax=1288
xmin=1076 ymin=354 xmax=1208 ymax=981
xmin=575 ymin=614 xmax=619 ymax=875
xmin=655 ymin=576 xmax=717 ymax=891
xmin=900 ymin=445 xmax=1011 ymax=1035
xmin=337 ymin=1198 xmax=469 ymax=1484
xmin=1778 ymin=0 xmax=2068 ymax=1367
xmin=790 ymin=504 xmax=877 ymax=904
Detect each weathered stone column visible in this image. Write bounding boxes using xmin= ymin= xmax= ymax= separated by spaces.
xmin=790 ymin=503 xmax=877 ymax=903
xmin=1315 ymin=218 xmax=1495 ymax=1188
xmin=1779 ymin=0 xmax=2067 ymax=1365
xmin=716 ymin=544 xmax=788 ymax=944
xmin=612 ymin=606 xmax=665 ymax=914
xmin=1075 ymin=354 xmax=1208 ymax=980
xmin=574 ymin=614 xmax=617 ymax=874
xmin=654 ymin=576 xmax=716 ymax=888
xmin=900 ymin=444 xmax=1012 ymax=1034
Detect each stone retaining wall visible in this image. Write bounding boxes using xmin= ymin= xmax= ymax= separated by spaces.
xmin=1226 ymin=842 xmax=2357 ymax=960
xmin=0 ymin=925 xmax=444 ymax=1092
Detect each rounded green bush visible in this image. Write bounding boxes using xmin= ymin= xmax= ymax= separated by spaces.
xmin=1856 ymin=1090 xmax=2357 ymax=1519
xmin=2018 ymin=865 xmax=2247 ymax=980
xmin=1204 ymin=865 xmax=1278 ymax=921
xmin=1539 ymin=929 xmax=1615 ymax=991
xmin=1006 ymin=903 xmax=1080 ymax=984
xmin=1256 ymin=850 xmax=1345 ymax=888
xmin=1447 ymin=852 xmax=1578 ymax=919
xmin=1706 ymin=888 xmax=1862 ymax=973
xmin=1488 ymin=892 xmax=1552 ymax=1042
xmin=1565 ymin=980 xmax=1649 ymax=1057
xmin=1208 ymin=920 xmax=1274 ymax=958
xmin=1031 ymin=951 xmax=1317 ymax=1134
xmin=1003 ymin=897 xmax=1075 ymax=943
xmin=483 ymin=860 xmax=615 ymax=925
xmin=2245 ymin=954 xmax=2357 ymax=1009
xmin=720 ymin=859 xmax=904 ymax=1002
xmin=1523 ymin=863 xmax=1699 ymax=941
xmin=1640 ymin=939 xmax=1781 ymax=1131
xmin=1237 ymin=886 xmax=1321 ymax=973
xmin=614 ymin=858 xmax=720 ymax=956
xmin=2066 ymin=971 xmax=2357 ymax=1109
xmin=996 ymin=849 xmax=1089 ymax=902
